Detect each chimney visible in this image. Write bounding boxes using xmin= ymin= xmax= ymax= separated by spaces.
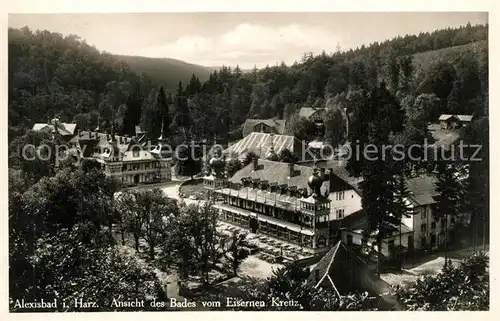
xmin=288 ymin=163 xmax=294 ymax=178
xmin=252 ymin=157 xmax=258 ymax=171
xmin=320 ymin=168 xmax=326 ymax=180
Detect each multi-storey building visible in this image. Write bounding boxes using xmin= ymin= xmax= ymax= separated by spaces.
xmin=339 ymin=175 xmax=453 ymax=257
xmin=204 ymin=156 xmax=364 ymax=253
xmin=403 ymin=175 xmax=453 ymax=250
xmin=70 ymin=130 xmax=171 ymax=186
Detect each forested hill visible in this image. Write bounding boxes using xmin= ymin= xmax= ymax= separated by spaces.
xmin=114 ymin=55 xmax=214 ymax=90
xmin=8 ymin=23 xmax=488 ymax=145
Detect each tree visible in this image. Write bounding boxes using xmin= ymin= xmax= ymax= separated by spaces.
xmin=173 ymin=81 xmax=191 ymax=139
xmin=12 ymin=229 xmax=165 ymax=312
xmin=134 ymin=188 xmax=178 ymax=260
xmin=285 ymin=114 xmax=315 ymax=141
xmin=243 ymin=151 xmax=259 ymax=167
xmin=117 ymin=190 xmax=143 ymax=252
xmin=433 ymin=162 xmax=463 ymax=264
xmin=221 ymin=230 xmax=250 ymax=277
xmin=395 ymin=252 xmax=489 ymax=310
xmin=225 ymin=156 xmax=242 ymax=177
xmin=462 ymin=117 xmax=489 ymax=249
xmin=172 ymin=202 xmax=223 ymax=283
xmin=323 ymin=108 xmax=347 ymax=147
xmin=278 ymin=148 xmax=299 ymax=163
xmin=157 ymin=86 xmax=171 ymax=138
xmin=8 ymin=129 xmax=57 ymax=185
xmin=347 ymin=82 xmax=405 ymax=275
xmin=391 ymin=175 xmax=412 ymax=267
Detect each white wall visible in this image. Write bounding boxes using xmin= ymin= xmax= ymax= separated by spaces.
xmin=341 ymin=229 xmax=414 ymax=257
xmin=328 ymin=189 xmax=362 ymax=220
xmin=412 ymin=204 xmax=452 ymax=250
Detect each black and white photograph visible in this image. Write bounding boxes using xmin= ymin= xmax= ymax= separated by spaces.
xmin=5 ymin=4 xmax=493 ymax=314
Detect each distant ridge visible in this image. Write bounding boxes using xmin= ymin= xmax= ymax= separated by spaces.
xmin=114 ymin=54 xmax=215 ymax=91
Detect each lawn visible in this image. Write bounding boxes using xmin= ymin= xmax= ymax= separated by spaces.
xmin=179 ymin=178 xmax=208 ymax=199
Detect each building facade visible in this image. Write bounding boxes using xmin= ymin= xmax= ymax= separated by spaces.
xmin=204 ymin=158 xmax=364 ymax=253
xmin=71 ymin=130 xmax=172 ymax=186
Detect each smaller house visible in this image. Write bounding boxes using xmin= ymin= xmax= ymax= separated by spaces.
xmin=32 ymin=118 xmax=77 ymax=142
xmin=339 ymin=209 xmax=414 ymax=258
xmin=242 ymin=119 xmax=286 ymax=137
xmin=307 ymin=241 xmax=392 ymax=297
xmin=439 ymin=114 xmax=473 ymax=130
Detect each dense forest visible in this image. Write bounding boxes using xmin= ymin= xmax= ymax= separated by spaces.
xmin=9 ymin=23 xmax=488 ymax=146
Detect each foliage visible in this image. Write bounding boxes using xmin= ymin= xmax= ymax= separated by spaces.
xmin=221 ymin=230 xmax=251 ymax=277
xmin=278 ymin=148 xmax=299 ymax=164
xmin=395 ymin=252 xmax=489 ymax=310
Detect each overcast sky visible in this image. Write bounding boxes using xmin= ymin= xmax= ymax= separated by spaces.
xmin=9 ymin=12 xmax=487 ymax=69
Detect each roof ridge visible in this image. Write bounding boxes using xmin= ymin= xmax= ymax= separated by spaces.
xmin=314 ymin=241 xmax=342 ymax=289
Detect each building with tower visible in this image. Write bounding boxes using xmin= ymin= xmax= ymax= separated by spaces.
xmin=203 ymin=157 xmax=364 ymax=253
xmin=69 ymin=126 xmax=172 ymax=186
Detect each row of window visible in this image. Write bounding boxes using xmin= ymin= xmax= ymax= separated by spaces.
xmin=421 ymin=217 xmax=454 ymax=233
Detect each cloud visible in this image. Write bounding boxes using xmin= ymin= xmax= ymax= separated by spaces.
xmin=138 ymin=23 xmax=343 ymax=68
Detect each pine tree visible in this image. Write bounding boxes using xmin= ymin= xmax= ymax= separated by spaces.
xmin=173 ymin=81 xmax=191 ymax=139
xmin=347 ymin=82 xmax=405 ymax=275
xmin=391 ymin=174 xmax=412 ymax=267
xmin=157 ymin=86 xmax=170 ymax=138
xmin=434 ymin=162 xmax=463 ymax=266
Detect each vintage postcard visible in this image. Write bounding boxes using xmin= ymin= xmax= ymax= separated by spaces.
xmin=3 ymin=2 xmax=493 ymax=316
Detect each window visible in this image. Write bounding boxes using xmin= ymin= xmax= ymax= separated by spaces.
xmin=431 ymin=222 xmax=436 ymax=229
xmin=388 ymin=240 xmax=395 ymax=251
xmin=145 ymin=163 xmax=150 ymax=169
xmin=133 ymin=150 xmax=140 ymax=158
xmin=421 ymin=207 xmax=427 ymax=219
xmin=421 ymin=224 xmax=427 ymax=233
xmin=336 ymin=209 xmax=345 ymax=219
xmin=336 ymin=191 xmax=345 ymax=201
xmin=346 ymin=234 xmax=353 ymax=245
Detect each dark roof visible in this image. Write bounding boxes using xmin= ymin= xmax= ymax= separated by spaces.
xmin=242 ymin=119 xmax=286 ymax=137
xmin=225 ymin=132 xmax=303 ymax=160
xmin=406 ymin=175 xmax=438 ymax=206
xmin=308 ymin=241 xmax=392 ymax=295
xmin=229 ymin=159 xmax=321 ymax=192
xmin=299 ymin=159 xmax=363 ymax=193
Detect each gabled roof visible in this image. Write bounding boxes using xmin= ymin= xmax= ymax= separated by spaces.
xmin=406 ymin=175 xmax=439 ymax=206
xmin=307 ymin=241 xmax=392 ymax=295
xmin=32 ymin=123 xmax=77 ymax=136
xmin=225 ymin=132 xmax=302 ymax=160
xmin=298 ymin=107 xmax=325 ymax=119
xmin=242 ymin=118 xmax=286 ymax=137
xmin=299 ymin=159 xmax=363 ymax=193
xmin=439 ymin=114 xmax=473 ymax=122
xmin=71 ymin=131 xmax=137 ymax=154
